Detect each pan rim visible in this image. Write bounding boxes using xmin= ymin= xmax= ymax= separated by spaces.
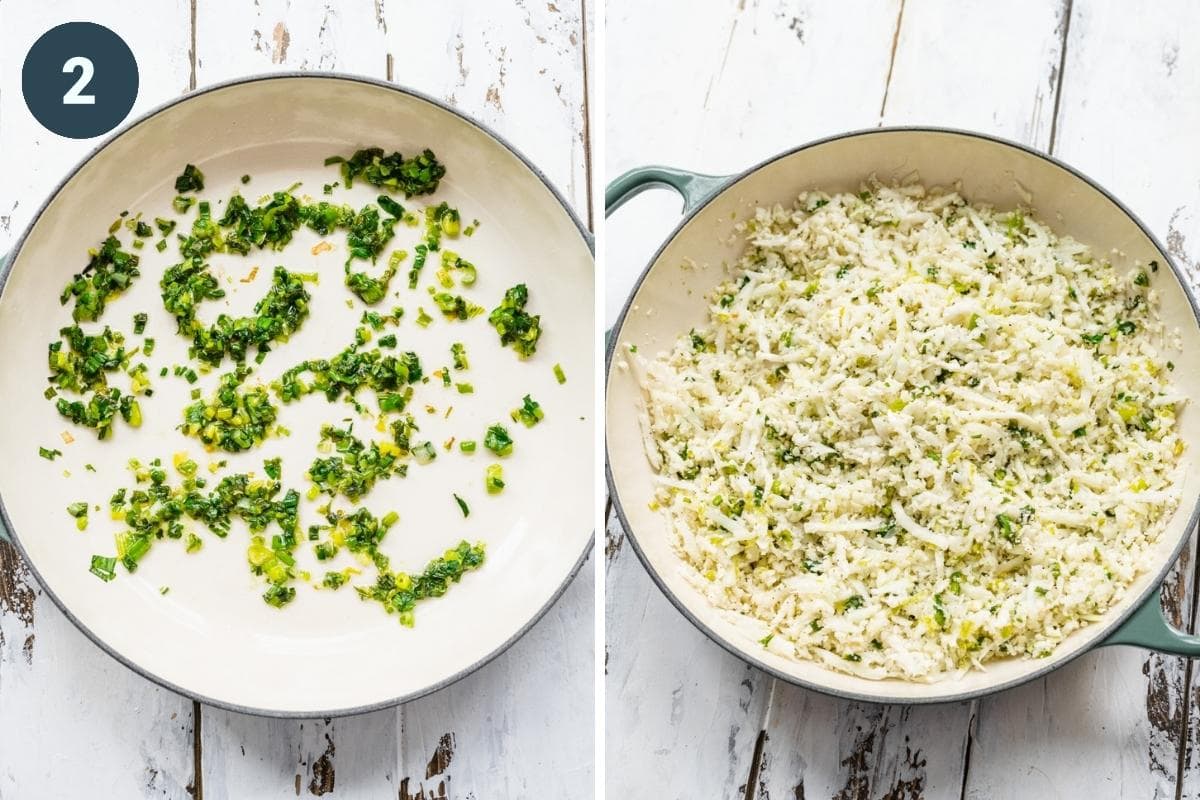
xmin=604 ymin=124 xmax=1200 ymax=705
xmin=1 ymin=70 xmax=595 ymax=719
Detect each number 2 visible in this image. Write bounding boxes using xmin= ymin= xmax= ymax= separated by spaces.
xmin=62 ymin=56 xmax=95 ymax=105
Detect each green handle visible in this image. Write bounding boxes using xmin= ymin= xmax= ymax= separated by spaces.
xmin=1101 ymin=587 xmax=1200 ymax=656
xmin=605 ymin=166 xmax=730 ymax=217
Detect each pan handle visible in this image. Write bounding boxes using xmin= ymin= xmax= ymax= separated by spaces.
xmin=605 ymin=166 xmax=731 ymax=217
xmin=1101 ymin=587 xmax=1200 ymax=656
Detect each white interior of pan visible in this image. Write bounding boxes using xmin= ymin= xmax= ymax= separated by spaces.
xmin=0 ymin=76 xmax=593 ymax=714
xmin=607 ymin=129 xmax=1200 ymax=701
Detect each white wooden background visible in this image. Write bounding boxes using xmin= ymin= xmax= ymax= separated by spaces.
xmin=607 ymin=1 xmax=1200 ymax=798
xmin=0 ymin=1 xmax=595 ymax=797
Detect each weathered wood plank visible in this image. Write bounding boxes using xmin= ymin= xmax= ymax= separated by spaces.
xmin=969 ymin=3 xmax=1200 ymax=796
xmin=0 ymin=3 xmax=197 ymax=797
xmin=201 ymin=711 xmax=398 ymax=799
xmin=754 ymin=689 xmax=973 ymax=800
xmin=194 ymin=0 xmax=388 ymax=80
xmin=582 ymin=0 xmax=596 ymax=229
xmin=881 ymin=0 xmax=1065 ymax=141
xmin=606 ymin=510 xmax=771 ymax=799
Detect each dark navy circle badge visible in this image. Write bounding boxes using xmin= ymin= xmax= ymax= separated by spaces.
xmin=22 ymin=22 xmax=139 ymax=140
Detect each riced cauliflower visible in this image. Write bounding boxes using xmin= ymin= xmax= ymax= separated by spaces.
xmin=631 ymin=183 xmax=1187 ymax=681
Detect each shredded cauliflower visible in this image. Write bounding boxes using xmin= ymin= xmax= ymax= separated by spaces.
xmin=633 ymin=183 xmax=1187 ymax=681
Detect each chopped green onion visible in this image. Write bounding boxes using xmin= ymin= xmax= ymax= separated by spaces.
xmin=325 ymin=147 xmax=445 ymax=197
xmin=307 ymin=424 xmax=407 ymax=499
xmin=485 ymin=464 xmax=505 ymax=494
xmin=89 ymin=555 xmax=117 ymax=582
xmin=488 ymin=284 xmax=542 ymax=358
xmin=484 ymin=424 xmax=514 ymax=456
xmin=510 ymin=395 xmax=544 ymax=428
xmin=451 ymin=342 xmax=468 ymax=370
xmin=174 ymin=164 xmax=205 ymax=193
xmin=59 ymin=237 xmax=140 ymax=322
xmin=413 ymin=441 xmax=438 ymax=464
xmin=181 ymin=367 xmax=278 ymax=452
